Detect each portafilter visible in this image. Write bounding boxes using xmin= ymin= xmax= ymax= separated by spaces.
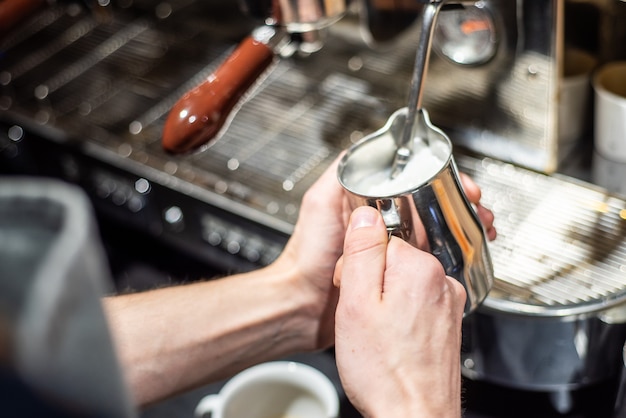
xmin=161 ymin=0 xmax=350 ymax=155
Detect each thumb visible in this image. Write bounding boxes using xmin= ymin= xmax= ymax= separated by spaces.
xmin=335 ymin=206 xmax=389 ymax=298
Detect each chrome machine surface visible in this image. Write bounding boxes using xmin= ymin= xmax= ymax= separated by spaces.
xmin=460 ymin=156 xmax=626 ymax=398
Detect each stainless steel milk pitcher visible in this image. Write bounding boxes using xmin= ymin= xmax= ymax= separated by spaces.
xmin=337 ymin=107 xmax=494 ymax=315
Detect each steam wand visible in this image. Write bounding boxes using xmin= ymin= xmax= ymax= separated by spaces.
xmin=389 ymin=0 xmax=444 ymax=180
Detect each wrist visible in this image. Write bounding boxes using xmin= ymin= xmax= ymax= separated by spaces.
xmin=260 ymin=259 xmax=329 ymax=353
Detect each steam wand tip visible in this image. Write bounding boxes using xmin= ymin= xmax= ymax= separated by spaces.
xmin=389 ymin=146 xmax=413 ymax=180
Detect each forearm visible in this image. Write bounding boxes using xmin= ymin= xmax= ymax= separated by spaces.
xmin=103 ymin=263 xmax=319 ymax=407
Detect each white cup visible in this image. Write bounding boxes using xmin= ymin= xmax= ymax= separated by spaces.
xmin=592 ymin=150 xmax=626 ymax=197
xmin=558 ymin=48 xmax=597 ymax=158
xmin=194 ymin=361 xmax=340 ymax=418
xmin=592 ymin=61 xmax=626 ymax=163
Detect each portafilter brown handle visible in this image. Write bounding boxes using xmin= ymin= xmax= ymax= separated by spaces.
xmin=162 ymin=28 xmax=287 ymax=154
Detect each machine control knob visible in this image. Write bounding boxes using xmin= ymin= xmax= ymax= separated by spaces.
xmin=241 ymin=238 xmax=264 ymax=263
xmin=224 ymin=230 xmax=245 ymax=255
xmin=164 ymin=206 xmax=184 ymax=231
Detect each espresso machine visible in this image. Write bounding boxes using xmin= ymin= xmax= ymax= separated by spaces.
xmin=2 ymin=1 xmax=626 ymax=417
xmin=158 ymin=0 xmax=563 ymax=174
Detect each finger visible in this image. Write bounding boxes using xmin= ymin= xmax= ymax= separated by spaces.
xmin=383 ymin=239 xmax=448 ymax=302
xmin=459 ymin=172 xmax=497 ymax=241
xmin=300 ymin=155 xmax=345 ymax=214
xmin=339 ymin=206 xmax=389 ymax=300
xmin=475 ymin=203 xmax=497 ymax=241
xmin=459 ymin=172 xmax=481 ymax=204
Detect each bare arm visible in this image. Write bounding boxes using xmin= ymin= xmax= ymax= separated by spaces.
xmin=102 ymin=158 xmax=349 ymax=406
xmin=103 ymin=262 xmax=320 ymax=406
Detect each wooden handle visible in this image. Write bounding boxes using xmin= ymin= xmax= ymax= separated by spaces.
xmin=162 ymin=36 xmax=275 ymax=154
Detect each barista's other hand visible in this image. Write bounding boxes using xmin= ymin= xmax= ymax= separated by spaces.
xmin=459 ymin=172 xmax=496 ymax=241
xmin=272 ymin=155 xmax=352 ymax=350
xmin=334 ymin=207 xmax=465 ymax=418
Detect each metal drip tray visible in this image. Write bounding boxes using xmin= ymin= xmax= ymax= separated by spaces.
xmin=458 ymin=157 xmax=626 ymax=317
xmin=458 ymin=159 xmax=626 ymax=392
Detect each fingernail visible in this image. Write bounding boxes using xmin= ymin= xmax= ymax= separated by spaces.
xmin=350 ymin=207 xmax=379 ymax=230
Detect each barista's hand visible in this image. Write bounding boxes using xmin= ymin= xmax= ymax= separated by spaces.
xmin=334 ymin=207 xmax=465 ymax=418
xmin=272 ymin=156 xmax=352 ymax=350
xmin=273 ymin=157 xmax=494 ymax=352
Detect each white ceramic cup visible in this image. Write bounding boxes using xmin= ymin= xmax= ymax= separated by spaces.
xmin=592 ymin=61 xmax=626 ymax=163
xmin=194 ymin=361 xmax=339 ymax=418
xmin=592 ymin=150 xmax=626 ymax=197
xmin=558 ymin=48 xmax=597 ymax=158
